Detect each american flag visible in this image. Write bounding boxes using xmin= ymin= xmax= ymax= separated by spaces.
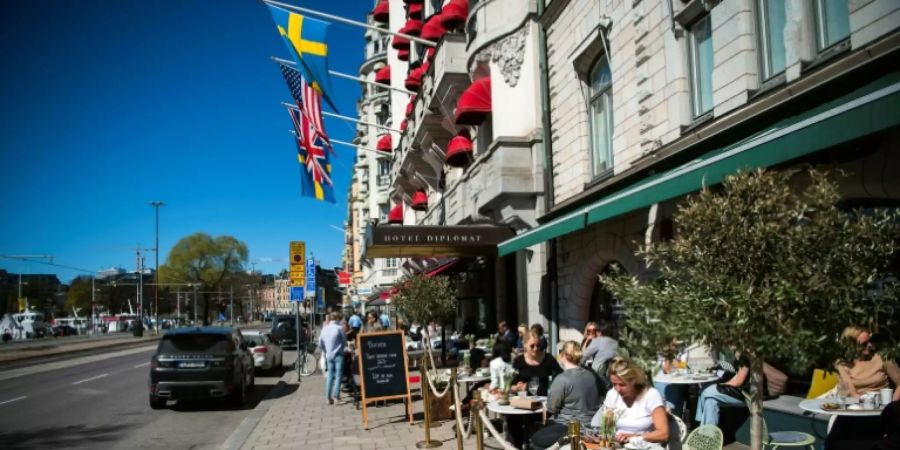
xmin=279 ymin=62 xmax=332 ymax=152
xmin=288 ymin=106 xmax=334 ymax=198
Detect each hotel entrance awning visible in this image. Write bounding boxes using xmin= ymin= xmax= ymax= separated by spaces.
xmin=365 ymin=225 xmax=514 ymax=258
xmin=498 ymin=72 xmax=900 ymax=256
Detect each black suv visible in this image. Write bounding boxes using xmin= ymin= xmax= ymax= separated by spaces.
xmin=149 ymin=327 xmax=254 ymax=409
xmin=270 ymin=315 xmax=308 ymax=349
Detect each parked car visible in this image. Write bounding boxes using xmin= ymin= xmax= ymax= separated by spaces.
xmin=270 ymin=314 xmax=308 ymax=349
xmin=242 ymin=330 xmax=283 ymax=374
xmin=52 ymin=325 xmax=78 ymax=337
xmin=148 ymin=327 xmax=254 ymax=409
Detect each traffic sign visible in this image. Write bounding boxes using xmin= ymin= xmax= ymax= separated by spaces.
xmin=289 ymin=241 xmax=306 ymax=287
xmin=305 ymin=258 xmax=316 ymax=294
xmin=290 ymin=286 xmax=305 ymax=302
xmin=290 ymin=268 xmax=305 ymax=286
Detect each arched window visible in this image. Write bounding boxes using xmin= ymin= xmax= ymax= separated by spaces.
xmin=588 ymin=264 xmax=625 ymax=338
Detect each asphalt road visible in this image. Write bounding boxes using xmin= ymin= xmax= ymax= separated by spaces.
xmin=0 ymin=342 xmax=295 ymax=449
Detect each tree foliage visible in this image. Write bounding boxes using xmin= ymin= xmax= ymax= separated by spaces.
xmin=64 ymin=276 xmax=93 ymax=315
xmin=601 ymin=169 xmax=899 ymax=450
xmin=392 ymin=274 xmax=458 ymax=327
xmin=159 ymin=232 xmax=248 ymax=324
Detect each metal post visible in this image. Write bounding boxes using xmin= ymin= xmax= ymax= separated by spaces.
xmin=91 ymin=276 xmax=96 ymax=335
xmin=149 ymin=201 xmax=163 ymax=335
xmin=295 ymin=301 xmax=301 ymax=378
xmin=176 ymin=287 xmax=181 ymax=325
xmin=568 ymin=421 xmax=582 ymax=450
xmin=230 ymin=287 xmax=234 ymax=326
xmin=193 ymin=284 xmax=198 ymax=325
xmin=452 ymin=367 xmax=462 ymax=450
xmin=474 ymin=398 xmax=484 ymax=450
xmin=416 ymin=355 xmax=442 ymax=448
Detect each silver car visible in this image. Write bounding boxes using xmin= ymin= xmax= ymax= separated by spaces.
xmin=242 ymin=330 xmax=283 ymax=374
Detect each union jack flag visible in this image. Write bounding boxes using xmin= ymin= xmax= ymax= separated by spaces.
xmin=288 ymin=106 xmax=335 ymax=203
xmin=279 ymin=62 xmax=332 ymax=152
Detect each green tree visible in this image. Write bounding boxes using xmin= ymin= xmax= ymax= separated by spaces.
xmin=159 ymin=232 xmax=248 ymax=325
xmin=393 ymin=273 xmax=458 ymax=364
xmin=64 ymin=276 xmax=93 ymax=316
xmin=601 ymin=169 xmax=899 ymax=450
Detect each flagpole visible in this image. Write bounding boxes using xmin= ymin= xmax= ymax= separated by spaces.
xmin=289 ymin=130 xmax=392 ymax=157
xmin=282 ymin=102 xmax=401 ymax=133
xmin=263 ymin=0 xmax=437 ymax=47
xmin=272 ymin=57 xmax=416 ymax=96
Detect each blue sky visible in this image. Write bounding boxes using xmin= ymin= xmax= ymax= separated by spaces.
xmin=0 ymin=0 xmax=369 ymax=283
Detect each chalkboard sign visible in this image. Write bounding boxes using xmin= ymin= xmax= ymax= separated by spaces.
xmin=356 ymin=330 xmax=412 ymax=428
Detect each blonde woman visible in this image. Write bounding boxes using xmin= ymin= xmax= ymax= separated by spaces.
xmin=581 ymin=321 xmax=599 ymax=350
xmin=591 ymin=357 xmax=669 ymax=445
xmin=547 ymin=341 xmax=604 ymax=425
xmin=835 ymin=326 xmax=900 ymax=401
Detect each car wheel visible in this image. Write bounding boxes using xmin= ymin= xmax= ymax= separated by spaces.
xmin=231 ymin=374 xmax=245 ymax=407
xmin=149 ymin=395 xmax=166 ymax=410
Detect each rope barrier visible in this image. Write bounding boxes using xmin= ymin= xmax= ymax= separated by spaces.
xmin=451 ymin=376 xmax=474 ymax=439
xmin=422 ymin=344 xmax=452 ymax=399
xmin=477 ymin=409 xmax=520 ymax=450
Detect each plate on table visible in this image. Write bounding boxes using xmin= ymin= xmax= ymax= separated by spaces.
xmin=821 ymin=402 xmax=841 ymax=411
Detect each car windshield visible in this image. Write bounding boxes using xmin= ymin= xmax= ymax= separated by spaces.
xmin=158 ymin=334 xmax=230 ymax=353
xmin=244 ymin=335 xmax=265 ymax=347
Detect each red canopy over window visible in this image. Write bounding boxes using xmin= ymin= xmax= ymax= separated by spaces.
xmin=405 ymin=95 xmax=417 ymax=117
xmin=410 ymin=190 xmax=428 ymax=211
xmin=372 ymin=0 xmax=389 ymax=23
xmin=446 ymin=129 xmax=473 ymax=167
xmin=392 ymin=34 xmax=410 ymax=50
xmin=454 ymin=77 xmax=492 ymax=125
xmin=408 ymin=3 xmax=423 ymax=19
xmin=377 ymin=134 xmax=393 ymax=152
xmin=400 ymin=19 xmax=423 ymax=37
xmin=374 ymin=65 xmax=391 ymax=85
xmin=398 ymin=48 xmax=410 ymax=61
xmin=405 ymin=67 xmax=423 ymax=91
xmin=400 ymin=119 xmax=408 ymax=132
xmin=441 ymin=0 xmax=469 ymax=29
xmin=387 ymin=204 xmax=404 ymax=224
xmin=421 ymin=14 xmax=447 ymax=42
xmin=426 ymin=47 xmax=436 ymax=62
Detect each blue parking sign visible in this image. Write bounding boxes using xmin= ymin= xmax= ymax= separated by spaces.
xmin=289 ymin=286 xmax=304 ymax=302
xmin=305 ymin=258 xmax=316 ymax=294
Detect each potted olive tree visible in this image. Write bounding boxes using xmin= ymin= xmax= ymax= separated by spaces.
xmin=602 ymin=169 xmax=899 ymax=450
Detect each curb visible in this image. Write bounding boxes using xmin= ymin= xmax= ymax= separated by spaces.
xmin=220 ymin=369 xmax=296 ymax=450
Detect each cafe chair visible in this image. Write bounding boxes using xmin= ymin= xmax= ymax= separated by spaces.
xmin=667 ymin=411 xmax=688 ymax=449
xmin=806 ymin=369 xmax=838 ymax=399
xmin=684 ymin=425 xmax=723 ymax=450
xmin=741 ymin=394 xmax=816 ymax=450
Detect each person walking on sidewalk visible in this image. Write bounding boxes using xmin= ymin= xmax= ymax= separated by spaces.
xmin=319 ymin=312 xmax=347 ymax=405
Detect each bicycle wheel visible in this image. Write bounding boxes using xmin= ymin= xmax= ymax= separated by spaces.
xmin=298 ymin=350 xmax=318 ymax=376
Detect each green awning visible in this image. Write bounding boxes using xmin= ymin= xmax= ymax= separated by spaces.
xmin=498 ymin=72 xmax=900 ymax=256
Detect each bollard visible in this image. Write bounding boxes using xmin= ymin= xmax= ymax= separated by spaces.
xmin=474 ymin=397 xmax=484 ymax=450
xmin=568 ymin=421 xmax=581 ymax=450
xmin=416 ymin=356 xmax=442 ymax=448
xmin=451 ymin=367 xmax=463 ymax=450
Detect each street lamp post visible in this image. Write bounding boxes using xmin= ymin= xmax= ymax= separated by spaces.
xmin=149 ymin=201 xmax=164 ymax=334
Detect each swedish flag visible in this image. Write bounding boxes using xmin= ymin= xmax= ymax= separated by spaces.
xmin=268 ymin=5 xmax=338 ymax=112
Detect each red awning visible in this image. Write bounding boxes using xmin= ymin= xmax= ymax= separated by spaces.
xmin=455 ymin=77 xmax=492 ymax=125
xmin=421 ymin=14 xmax=447 ymax=42
xmin=408 ymin=3 xmax=423 ymax=19
xmin=392 ymin=34 xmax=410 ymax=50
xmin=410 ymin=189 xmax=428 ymax=210
xmin=426 ymin=47 xmax=436 ymax=62
xmin=400 ymin=19 xmax=423 ymax=37
xmin=405 ymin=67 xmax=423 ymax=91
xmin=376 ymin=134 xmax=393 ymax=152
xmin=374 ymin=65 xmax=391 ymax=84
xmin=405 ymin=95 xmax=416 ymax=117
xmin=446 ymin=129 xmax=473 ymax=167
xmin=425 ymin=259 xmax=460 ymax=277
xmin=441 ymin=0 xmax=469 ymax=29
xmin=400 ymin=119 xmax=408 ymax=132
xmin=398 ymin=48 xmax=410 ymax=61
xmin=372 ymin=0 xmax=389 ymax=23
xmin=387 ymin=204 xmax=404 ymax=224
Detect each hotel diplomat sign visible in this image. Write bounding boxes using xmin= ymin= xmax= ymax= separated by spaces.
xmin=365 ymin=225 xmax=514 ymax=258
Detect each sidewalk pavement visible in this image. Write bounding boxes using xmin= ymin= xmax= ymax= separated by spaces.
xmin=225 ymin=370 xmax=479 ymax=450
xmin=224 ymin=370 xmax=751 ymax=450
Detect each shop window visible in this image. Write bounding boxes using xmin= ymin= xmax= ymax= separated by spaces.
xmin=813 ymin=0 xmax=850 ymax=51
xmin=385 ymin=258 xmax=399 ymax=269
xmin=375 ymin=102 xmax=390 ymax=126
xmin=589 ymin=56 xmax=613 ymax=178
xmin=757 ymin=0 xmax=787 ymax=80
xmin=688 ymin=15 xmax=714 ymax=118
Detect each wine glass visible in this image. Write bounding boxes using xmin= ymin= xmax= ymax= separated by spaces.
xmin=527 ymin=377 xmax=540 ymax=397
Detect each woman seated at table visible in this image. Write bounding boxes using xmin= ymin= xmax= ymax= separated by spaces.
xmin=835 ymin=325 xmax=900 ymax=401
xmin=489 ymin=341 xmax=513 ymax=390
xmin=505 ymin=330 xmax=563 ymax=448
xmin=581 ymin=321 xmax=599 ymax=350
xmin=695 ymin=351 xmax=749 ymax=426
xmin=531 ymin=342 xmax=606 ymax=449
xmin=653 ymin=337 xmax=689 ymax=416
xmin=591 ymin=356 xmax=669 ymax=445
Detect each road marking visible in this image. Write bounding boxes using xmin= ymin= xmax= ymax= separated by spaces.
xmin=133 ymin=362 xmax=150 ymax=369
xmin=72 ymin=373 xmax=109 ymax=385
xmin=0 ymin=396 xmax=27 ymax=406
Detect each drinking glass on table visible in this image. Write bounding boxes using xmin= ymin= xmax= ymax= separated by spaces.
xmin=527 ymin=377 xmax=540 ymax=397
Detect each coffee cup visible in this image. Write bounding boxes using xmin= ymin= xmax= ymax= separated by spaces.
xmin=517 ymin=390 xmax=527 ymax=398
xmin=863 ymin=393 xmax=876 ymax=409
xmin=881 ymin=388 xmax=894 ymax=406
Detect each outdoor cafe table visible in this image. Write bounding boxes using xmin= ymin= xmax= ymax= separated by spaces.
xmin=653 ymin=372 xmax=719 ymax=385
xmin=486 ymin=396 xmax=548 ymax=416
xmin=457 ymin=374 xmax=490 ymax=385
xmin=798 ymin=397 xmax=885 ymax=417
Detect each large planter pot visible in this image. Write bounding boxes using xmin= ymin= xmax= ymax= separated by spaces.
xmin=428 ymin=388 xmax=453 ymax=421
